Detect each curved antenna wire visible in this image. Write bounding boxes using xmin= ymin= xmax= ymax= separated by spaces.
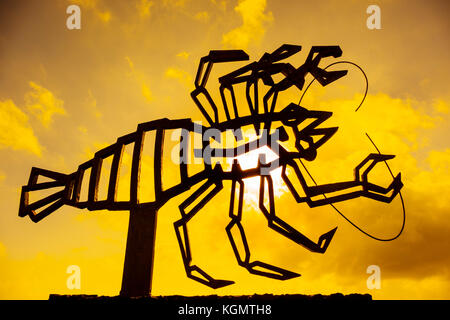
xmin=296 ymin=61 xmax=405 ymax=241
xmin=298 ymin=61 xmax=368 ymax=112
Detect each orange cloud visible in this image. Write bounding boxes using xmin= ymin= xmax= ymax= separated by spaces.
xmin=0 ymin=99 xmax=42 ymax=156
xmin=222 ymin=0 xmax=273 ymax=49
xmin=165 ymin=67 xmax=192 ymax=88
xmin=176 ymin=51 xmax=190 ymax=59
xmin=125 ymin=56 xmax=154 ymax=103
xmin=71 ymin=0 xmax=112 ymax=23
xmin=137 ymin=0 xmax=154 ymax=18
xmin=25 ymin=82 xmax=66 ymax=128
xmin=194 ymin=11 xmax=210 ymax=22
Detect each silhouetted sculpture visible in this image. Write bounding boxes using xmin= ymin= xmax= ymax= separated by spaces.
xmin=19 ymin=45 xmax=403 ymax=297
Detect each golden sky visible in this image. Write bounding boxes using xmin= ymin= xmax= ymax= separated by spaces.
xmin=0 ymin=0 xmax=449 ymax=299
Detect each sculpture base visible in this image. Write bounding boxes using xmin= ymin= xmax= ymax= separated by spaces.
xmin=120 ymin=206 xmax=158 ymax=297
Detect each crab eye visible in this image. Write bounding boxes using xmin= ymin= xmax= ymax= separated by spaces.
xmin=294 ymin=136 xmax=317 ymax=161
xmin=281 ymin=103 xmax=307 ymax=127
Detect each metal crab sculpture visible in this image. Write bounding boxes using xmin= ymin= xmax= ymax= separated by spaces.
xmin=19 ymin=44 xmax=403 ymax=296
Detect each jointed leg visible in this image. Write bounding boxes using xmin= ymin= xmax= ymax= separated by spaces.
xmin=260 ymin=174 xmax=337 ymax=254
xmin=226 ymin=176 xmax=300 ymax=280
xmin=174 ymin=178 xmax=234 ymax=289
xmin=191 ymin=50 xmax=249 ymax=125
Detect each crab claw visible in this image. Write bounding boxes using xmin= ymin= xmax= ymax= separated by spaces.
xmin=355 ymin=153 xmax=395 ymax=182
